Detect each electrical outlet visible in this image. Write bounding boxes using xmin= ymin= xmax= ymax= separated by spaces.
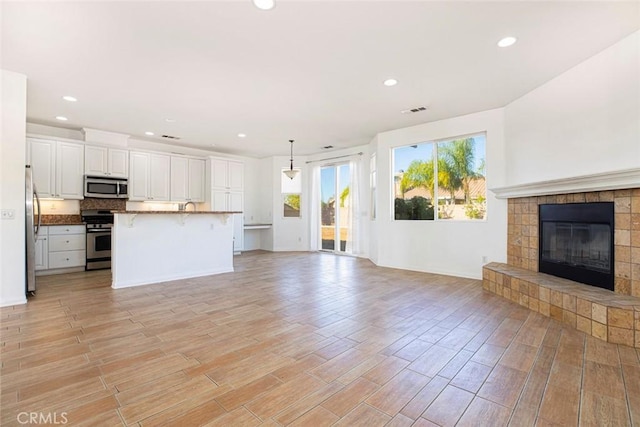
xmin=482 ymin=255 xmax=488 ymax=264
xmin=1 ymin=209 xmax=15 ymax=220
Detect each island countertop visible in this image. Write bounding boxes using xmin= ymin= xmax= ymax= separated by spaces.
xmin=112 ymin=210 xmax=242 ymax=214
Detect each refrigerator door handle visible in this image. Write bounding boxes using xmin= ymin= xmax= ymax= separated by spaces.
xmin=34 ymin=184 xmax=41 ymax=240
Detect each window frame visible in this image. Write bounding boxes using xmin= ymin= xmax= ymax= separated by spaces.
xmin=390 ymin=132 xmax=487 ymax=222
xmin=281 ymin=167 xmax=302 ymax=219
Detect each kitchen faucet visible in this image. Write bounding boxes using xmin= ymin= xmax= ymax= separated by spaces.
xmin=178 ymin=201 xmax=196 ymax=212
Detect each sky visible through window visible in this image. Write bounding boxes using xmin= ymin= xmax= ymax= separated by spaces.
xmin=394 ymin=134 xmax=486 ymax=174
xmin=321 ymin=165 xmax=350 ymax=203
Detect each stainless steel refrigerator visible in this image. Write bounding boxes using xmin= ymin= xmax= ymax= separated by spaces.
xmin=25 ymin=165 xmax=41 ymax=294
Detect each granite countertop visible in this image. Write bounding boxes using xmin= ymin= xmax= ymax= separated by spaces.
xmin=38 ymin=215 xmax=84 ymax=225
xmin=111 ymin=210 xmax=242 ymax=214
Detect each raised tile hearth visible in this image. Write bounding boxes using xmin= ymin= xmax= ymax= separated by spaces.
xmin=483 ymin=262 xmax=640 ymax=348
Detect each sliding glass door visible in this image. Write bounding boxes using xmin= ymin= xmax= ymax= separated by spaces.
xmin=320 ymin=164 xmax=351 ymax=253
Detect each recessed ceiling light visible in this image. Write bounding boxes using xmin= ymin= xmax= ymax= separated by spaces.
xmin=55 ymin=116 xmax=68 ymax=121
xmin=497 ymin=36 xmax=517 ymax=48
xmin=253 ymin=0 xmax=275 ymax=11
xmin=211 ymin=144 xmax=216 ymax=147
xmin=62 ymin=95 xmax=77 ymax=102
xmin=237 ymin=133 xmax=247 ymax=138
xmin=383 ymin=78 xmax=398 ymax=87
xmin=145 ymin=131 xmax=154 ymax=136
xmin=165 ymin=118 xmax=176 ymax=123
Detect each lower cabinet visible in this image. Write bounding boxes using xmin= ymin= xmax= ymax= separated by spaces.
xmin=35 ymin=227 xmax=48 ymax=271
xmin=37 ymin=225 xmax=86 ymax=274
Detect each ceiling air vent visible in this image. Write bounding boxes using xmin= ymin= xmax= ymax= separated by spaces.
xmin=400 ymin=106 xmax=428 ymax=114
xmin=161 ymin=134 xmax=181 ymax=140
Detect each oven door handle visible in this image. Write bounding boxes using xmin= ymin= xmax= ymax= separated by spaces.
xmin=86 ymin=229 xmax=112 ymax=234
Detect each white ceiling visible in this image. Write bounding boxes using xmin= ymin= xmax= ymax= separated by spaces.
xmin=2 ymin=1 xmax=639 ymax=158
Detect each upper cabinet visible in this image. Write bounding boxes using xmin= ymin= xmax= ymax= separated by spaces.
xmin=84 ymin=146 xmax=129 ymax=178
xmin=211 ymin=158 xmax=244 ymax=191
xmin=28 ymin=138 xmax=84 ymax=199
xmin=170 ymin=157 xmax=205 ymax=202
xmin=129 ymin=151 xmax=170 ymax=201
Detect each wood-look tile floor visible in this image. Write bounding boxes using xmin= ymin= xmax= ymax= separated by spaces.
xmin=2 ymin=251 xmax=639 ymax=426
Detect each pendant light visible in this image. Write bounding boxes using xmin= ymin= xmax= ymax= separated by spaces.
xmin=283 ymin=139 xmax=299 ymax=180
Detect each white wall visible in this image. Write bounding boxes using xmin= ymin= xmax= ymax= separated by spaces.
xmin=504 ymin=30 xmax=640 ymax=185
xmin=1 ymin=70 xmax=28 ymax=306
xmin=373 ymin=108 xmax=507 ymax=279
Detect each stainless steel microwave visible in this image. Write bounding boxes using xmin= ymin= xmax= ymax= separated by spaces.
xmin=84 ymin=176 xmax=128 ymax=199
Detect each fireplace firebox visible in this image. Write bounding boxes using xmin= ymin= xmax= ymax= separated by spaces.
xmin=538 ymin=202 xmax=614 ymax=291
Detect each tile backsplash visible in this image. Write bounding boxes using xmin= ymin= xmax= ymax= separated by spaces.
xmin=80 ymin=198 xmax=126 ymax=211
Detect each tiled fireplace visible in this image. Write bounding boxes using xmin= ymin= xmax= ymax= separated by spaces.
xmin=507 ymin=189 xmax=639 ymax=297
xmin=483 ymin=183 xmax=640 ymax=348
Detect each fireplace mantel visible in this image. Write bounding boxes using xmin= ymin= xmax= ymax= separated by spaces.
xmin=490 ymin=168 xmax=640 ymax=199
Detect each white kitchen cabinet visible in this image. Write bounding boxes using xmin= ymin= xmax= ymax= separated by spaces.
xmin=208 ymin=157 xmax=244 ymax=253
xmin=85 ymin=145 xmax=129 ymax=178
xmin=37 ymin=225 xmax=86 ymax=273
xmin=170 ymin=157 xmax=205 ymax=202
xmin=35 ymin=227 xmax=48 ymax=271
xmin=28 ymin=138 xmax=84 ymax=199
xmin=129 ymin=151 xmax=171 ymax=201
xmin=211 ymin=158 xmax=244 ymax=191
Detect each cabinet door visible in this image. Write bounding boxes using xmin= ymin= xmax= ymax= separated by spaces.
xmin=211 ymin=190 xmax=228 ymax=211
xmin=108 ymin=149 xmax=129 ymax=178
xmin=229 ymin=192 xmax=243 ymax=212
xmin=84 ymin=146 xmax=108 ymax=176
xmin=233 ymin=213 xmax=244 ymax=253
xmin=188 ymin=159 xmax=205 ymax=202
xmin=149 ymin=154 xmax=170 ymax=201
xmin=28 ymin=139 xmax=56 ymax=198
xmin=35 ymin=233 xmax=48 ymax=271
xmin=170 ymin=156 xmax=189 ymax=201
xmin=56 ymin=142 xmax=84 ymax=199
xmin=228 ymin=161 xmax=244 ymax=192
xmin=129 ymin=151 xmax=150 ymax=201
xmin=211 ymin=159 xmax=229 ymax=189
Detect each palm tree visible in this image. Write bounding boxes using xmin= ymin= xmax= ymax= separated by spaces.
xmin=439 ymin=138 xmax=480 ymax=203
xmin=401 ymin=158 xmax=456 ymax=201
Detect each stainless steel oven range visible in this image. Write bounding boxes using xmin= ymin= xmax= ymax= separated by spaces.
xmin=81 ymin=210 xmax=114 ymax=270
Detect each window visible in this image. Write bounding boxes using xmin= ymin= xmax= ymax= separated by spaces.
xmin=393 ymin=134 xmax=486 ymax=221
xmin=281 ymin=168 xmax=302 ymax=217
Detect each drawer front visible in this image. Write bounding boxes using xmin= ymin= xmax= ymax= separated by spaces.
xmin=48 ymin=225 xmax=85 ymax=235
xmin=49 ymin=234 xmax=85 ymax=252
xmin=49 ymin=250 xmax=86 ymax=269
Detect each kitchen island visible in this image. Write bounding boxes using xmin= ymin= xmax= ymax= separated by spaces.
xmin=111 ymin=210 xmax=240 ymax=289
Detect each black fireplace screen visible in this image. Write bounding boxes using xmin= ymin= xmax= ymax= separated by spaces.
xmin=541 ymin=222 xmax=611 ymax=273
xmin=538 ymin=202 xmax=614 ymax=291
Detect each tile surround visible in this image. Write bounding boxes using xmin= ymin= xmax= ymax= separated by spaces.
xmin=484 ymin=187 xmax=640 ymax=348
xmin=506 ymin=188 xmax=640 ymax=297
